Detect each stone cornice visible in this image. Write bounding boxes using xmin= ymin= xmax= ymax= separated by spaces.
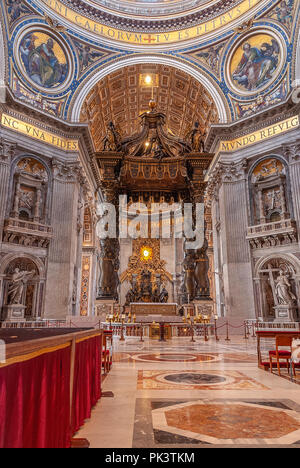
xmin=57 ymin=0 xmax=237 ymax=32
xmin=206 ymin=98 xmax=300 ymax=152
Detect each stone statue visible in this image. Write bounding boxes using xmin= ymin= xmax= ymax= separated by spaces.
xmin=7 ymin=268 xmax=35 ymax=305
xmin=98 ymin=238 xmax=119 ymax=299
xmin=194 ymin=242 xmax=210 ymax=299
xmin=102 ymin=122 xmax=122 ymax=152
xmin=185 ymin=122 xmax=206 ymax=152
xmin=159 ymin=286 xmax=169 ymax=304
xmin=275 ymin=271 xmax=297 ymax=306
xmin=183 ymin=251 xmax=196 ymax=301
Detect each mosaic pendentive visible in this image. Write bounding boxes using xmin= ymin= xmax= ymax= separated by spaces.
xmin=233 ymin=79 xmax=288 ymax=118
xmin=73 ymin=40 xmax=106 ymax=73
xmin=12 ymin=74 xmax=65 ymax=117
xmin=192 ymin=42 xmax=225 ymax=75
xmin=6 ymin=0 xmax=32 ymax=25
xmin=19 ymin=31 xmax=69 ymax=89
xmin=268 ymin=0 xmax=295 ymax=32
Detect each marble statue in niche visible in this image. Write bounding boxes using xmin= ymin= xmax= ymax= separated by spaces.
xmin=263 ymin=187 xmax=282 ymax=220
xmin=275 ymin=270 xmax=297 ymax=306
xmin=7 ymin=268 xmax=35 ymax=305
xmin=20 ymin=32 xmax=68 ymax=89
xmin=231 ymin=35 xmax=281 ymax=92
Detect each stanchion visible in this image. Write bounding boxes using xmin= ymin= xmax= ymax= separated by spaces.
xmin=159 ymin=323 xmax=166 ymax=342
xmin=244 ymin=322 xmax=249 ymax=340
xmin=225 ymin=321 xmax=231 ymax=342
xmin=120 ymin=321 xmax=125 ymax=342
xmin=253 ymin=320 xmax=258 ymax=338
xmin=190 ymin=324 xmax=196 ymax=343
xmin=214 ymin=318 xmax=220 ymax=342
xmin=204 ymin=324 xmax=209 ymax=342
xmin=140 ymin=325 xmax=144 ymax=342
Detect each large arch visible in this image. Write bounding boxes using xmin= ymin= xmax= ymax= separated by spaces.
xmin=296 ymin=26 xmax=300 ymax=83
xmin=254 ymin=253 xmax=300 ymax=278
xmin=70 ymin=55 xmax=230 ymax=124
xmin=0 ymin=18 xmax=6 ymax=101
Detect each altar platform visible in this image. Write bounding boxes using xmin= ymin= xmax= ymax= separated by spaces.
xmin=130 ymin=303 xmax=178 ymax=316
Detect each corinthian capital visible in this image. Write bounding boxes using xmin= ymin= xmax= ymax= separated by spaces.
xmin=52 ymin=159 xmax=81 ymax=183
xmin=219 ymin=159 xmax=248 ymax=183
xmin=283 ymin=142 xmax=300 ymax=162
xmin=0 ymin=138 xmax=16 ymax=162
xmin=205 ymin=159 xmax=247 ymax=204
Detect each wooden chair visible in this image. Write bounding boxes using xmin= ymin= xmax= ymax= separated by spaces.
xmin=269 ymin=335 xmax=296 ymax=376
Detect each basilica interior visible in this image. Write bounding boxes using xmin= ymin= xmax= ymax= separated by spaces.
xmin=0 ymin=0 xmax=300 ymax=450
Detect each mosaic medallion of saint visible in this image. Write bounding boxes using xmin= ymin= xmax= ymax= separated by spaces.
xmin=229 ymin=34 xmax=282 ymax=94
xmin=19 ymin=32 xmax=69 ymax=89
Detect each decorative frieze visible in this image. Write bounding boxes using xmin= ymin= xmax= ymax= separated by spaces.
xmin=247 ymin=219 xmax=298 ymax=249
xmin=2 ymin=218 xmax=53 ymax=248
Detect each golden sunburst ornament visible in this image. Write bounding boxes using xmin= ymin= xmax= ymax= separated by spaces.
xmin=141 ymin=246 xmax=153 ymax=262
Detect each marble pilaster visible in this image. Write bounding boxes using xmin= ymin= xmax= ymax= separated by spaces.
xmin=44 ymin=160 xmax=82 ymax=318
xmin=285 ymin=143 xmax=300 ymax=242
xmin=0 ymin=139 xmax=15 ymax=247
xmin=210 ymin=161 xmax=255 ymax=320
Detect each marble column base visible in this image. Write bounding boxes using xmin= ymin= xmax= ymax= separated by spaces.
xmin=193 ymin=300 xmax=214 ymax=317
xmin=2 ymin=304 xmax=26 ymax=322
xmin=274 ymin=305 xmax=297 ymax=323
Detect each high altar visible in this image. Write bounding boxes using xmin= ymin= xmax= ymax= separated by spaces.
xmin=95 ymin=100 xmax=214 ymax=314
xmin=130 ymin=303 xmax=178 ymax=316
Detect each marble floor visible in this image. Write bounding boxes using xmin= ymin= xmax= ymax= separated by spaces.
xmin=76 ymin=336 xmax=300 ymax=448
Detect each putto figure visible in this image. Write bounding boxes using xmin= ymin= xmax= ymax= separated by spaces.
xmin=20 ymin=34 xmax=68 ymax=88
xmin=275 ymin=1 xmax=293 ymax=28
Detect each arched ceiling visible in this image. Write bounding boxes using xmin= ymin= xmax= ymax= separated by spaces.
xmin=80 ymin=64 xmax=219 ymax=151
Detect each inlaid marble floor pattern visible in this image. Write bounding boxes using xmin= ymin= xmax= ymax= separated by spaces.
xmin=77 ymin=337 xmax=300 ymax=448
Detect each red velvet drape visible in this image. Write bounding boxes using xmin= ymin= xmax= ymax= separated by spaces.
xmin=71 ymin=335 xmax=102 ymax=434
xmin=0 ymin=346 xmax=71 ymax=449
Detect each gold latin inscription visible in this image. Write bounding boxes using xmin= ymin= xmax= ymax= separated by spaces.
xmin=220 ymin=116 xmax=300 ymax=152
xmin=1 ymin=114 xmax=79 ymax=151
xmin=41 ymin=0 xmax=260 ymax=45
